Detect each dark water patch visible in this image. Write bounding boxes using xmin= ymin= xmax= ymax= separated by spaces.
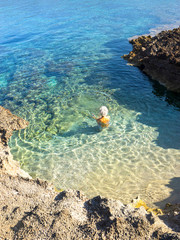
xmin=155 ymin=177 xmax=180 ymax=208
xmin=1 ymin=32 xmax=39 ymax=45
xmin=151 ymin=80 xmax=180 ymax=110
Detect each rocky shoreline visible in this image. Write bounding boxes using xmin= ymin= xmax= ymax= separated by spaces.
xmin=123 ymin=27 xmax=180 ymax=93
xmin=0 ymin=106 xmax=180 ymax=239
xmin=0 ymin=106 xmax=30 ymax=179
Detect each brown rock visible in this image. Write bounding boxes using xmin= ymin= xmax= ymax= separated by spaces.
xmin=0 ymin=106 xmax=28 ymax=146
xmin=123 ymin=27 xmax=180 ymax=92
xmin=0 ymin=106 xmax=30 ymax=177
xmin=0 ymin=185 xmax=179 ymax=240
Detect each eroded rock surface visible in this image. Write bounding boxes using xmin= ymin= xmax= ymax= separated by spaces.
xmin=123 ymin=27 xmax=180 ymax=92
xmin=0 ymin=106 xmax=30 ymax=177
xmin=0 ymin=181 xmax=180 ymax=240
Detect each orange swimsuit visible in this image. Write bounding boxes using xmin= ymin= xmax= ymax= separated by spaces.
xmin=97 ymin=116 xmax=110 ymax=128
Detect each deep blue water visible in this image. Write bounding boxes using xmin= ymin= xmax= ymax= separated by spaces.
xmin=0 ymin=0 xmax=180 ymax=206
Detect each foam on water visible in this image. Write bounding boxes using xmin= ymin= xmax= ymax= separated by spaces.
xmin=0 ymin=0 xmax=180 ymax=207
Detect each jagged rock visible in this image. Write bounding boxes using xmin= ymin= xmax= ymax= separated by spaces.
xmin=0 ymin=106 xmax=28 ymax=146
xmin=0 ymin=184 xmax=180 ymax=239
xmin=123 ymin=27 xmax=180 ymax=92
xmin=0 ymin=106 xmax=30 ymax=178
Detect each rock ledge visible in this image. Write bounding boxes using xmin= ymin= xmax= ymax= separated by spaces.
xmin=0 ymin=106 xmax=30 ymax=178
xmin=123 ymin=27 xmax=180 ymax=92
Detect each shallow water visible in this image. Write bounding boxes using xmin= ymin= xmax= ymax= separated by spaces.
xmin=0 ymin=0 xmax=180 ymax=207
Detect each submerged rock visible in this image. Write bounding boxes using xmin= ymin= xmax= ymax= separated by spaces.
xmin=123 ymin=27 xmax=180 ymax=93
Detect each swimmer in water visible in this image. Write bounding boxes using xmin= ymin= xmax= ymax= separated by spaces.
xmin=92 ymin=106 xmax=110 ymax=128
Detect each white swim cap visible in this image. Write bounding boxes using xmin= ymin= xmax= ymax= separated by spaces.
xmin=100 ymin=106 xmax=108 ymax=117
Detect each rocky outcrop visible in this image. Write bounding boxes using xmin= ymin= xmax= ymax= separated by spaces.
xmin=123 ymin=27 xmax=180 ymax=92
xmin=0 ymin=180 xmax=180 ymax=240
xmin=0 ymin=106 xmax=180 ymax=239
xmin=0 ymin=106 xmax=30 ymax=178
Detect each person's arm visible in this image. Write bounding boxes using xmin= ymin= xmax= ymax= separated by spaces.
xmin=96 ymin=117 xmax=102 ymax=124
xmin=92 ymin=114 xmax=102 ymax=124
xmin=92 ymin=114 xmax=97 ymax=120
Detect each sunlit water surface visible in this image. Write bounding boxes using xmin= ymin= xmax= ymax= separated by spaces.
xmin=0 ymin=0 xmax=180 ymax=207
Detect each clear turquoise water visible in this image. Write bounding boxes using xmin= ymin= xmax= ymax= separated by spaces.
xmin=0 ymin=0 xmax=180 ymax=206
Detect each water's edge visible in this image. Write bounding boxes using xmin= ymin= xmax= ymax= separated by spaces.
xmin=0 ymin=105 xmax=180 ymax=239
